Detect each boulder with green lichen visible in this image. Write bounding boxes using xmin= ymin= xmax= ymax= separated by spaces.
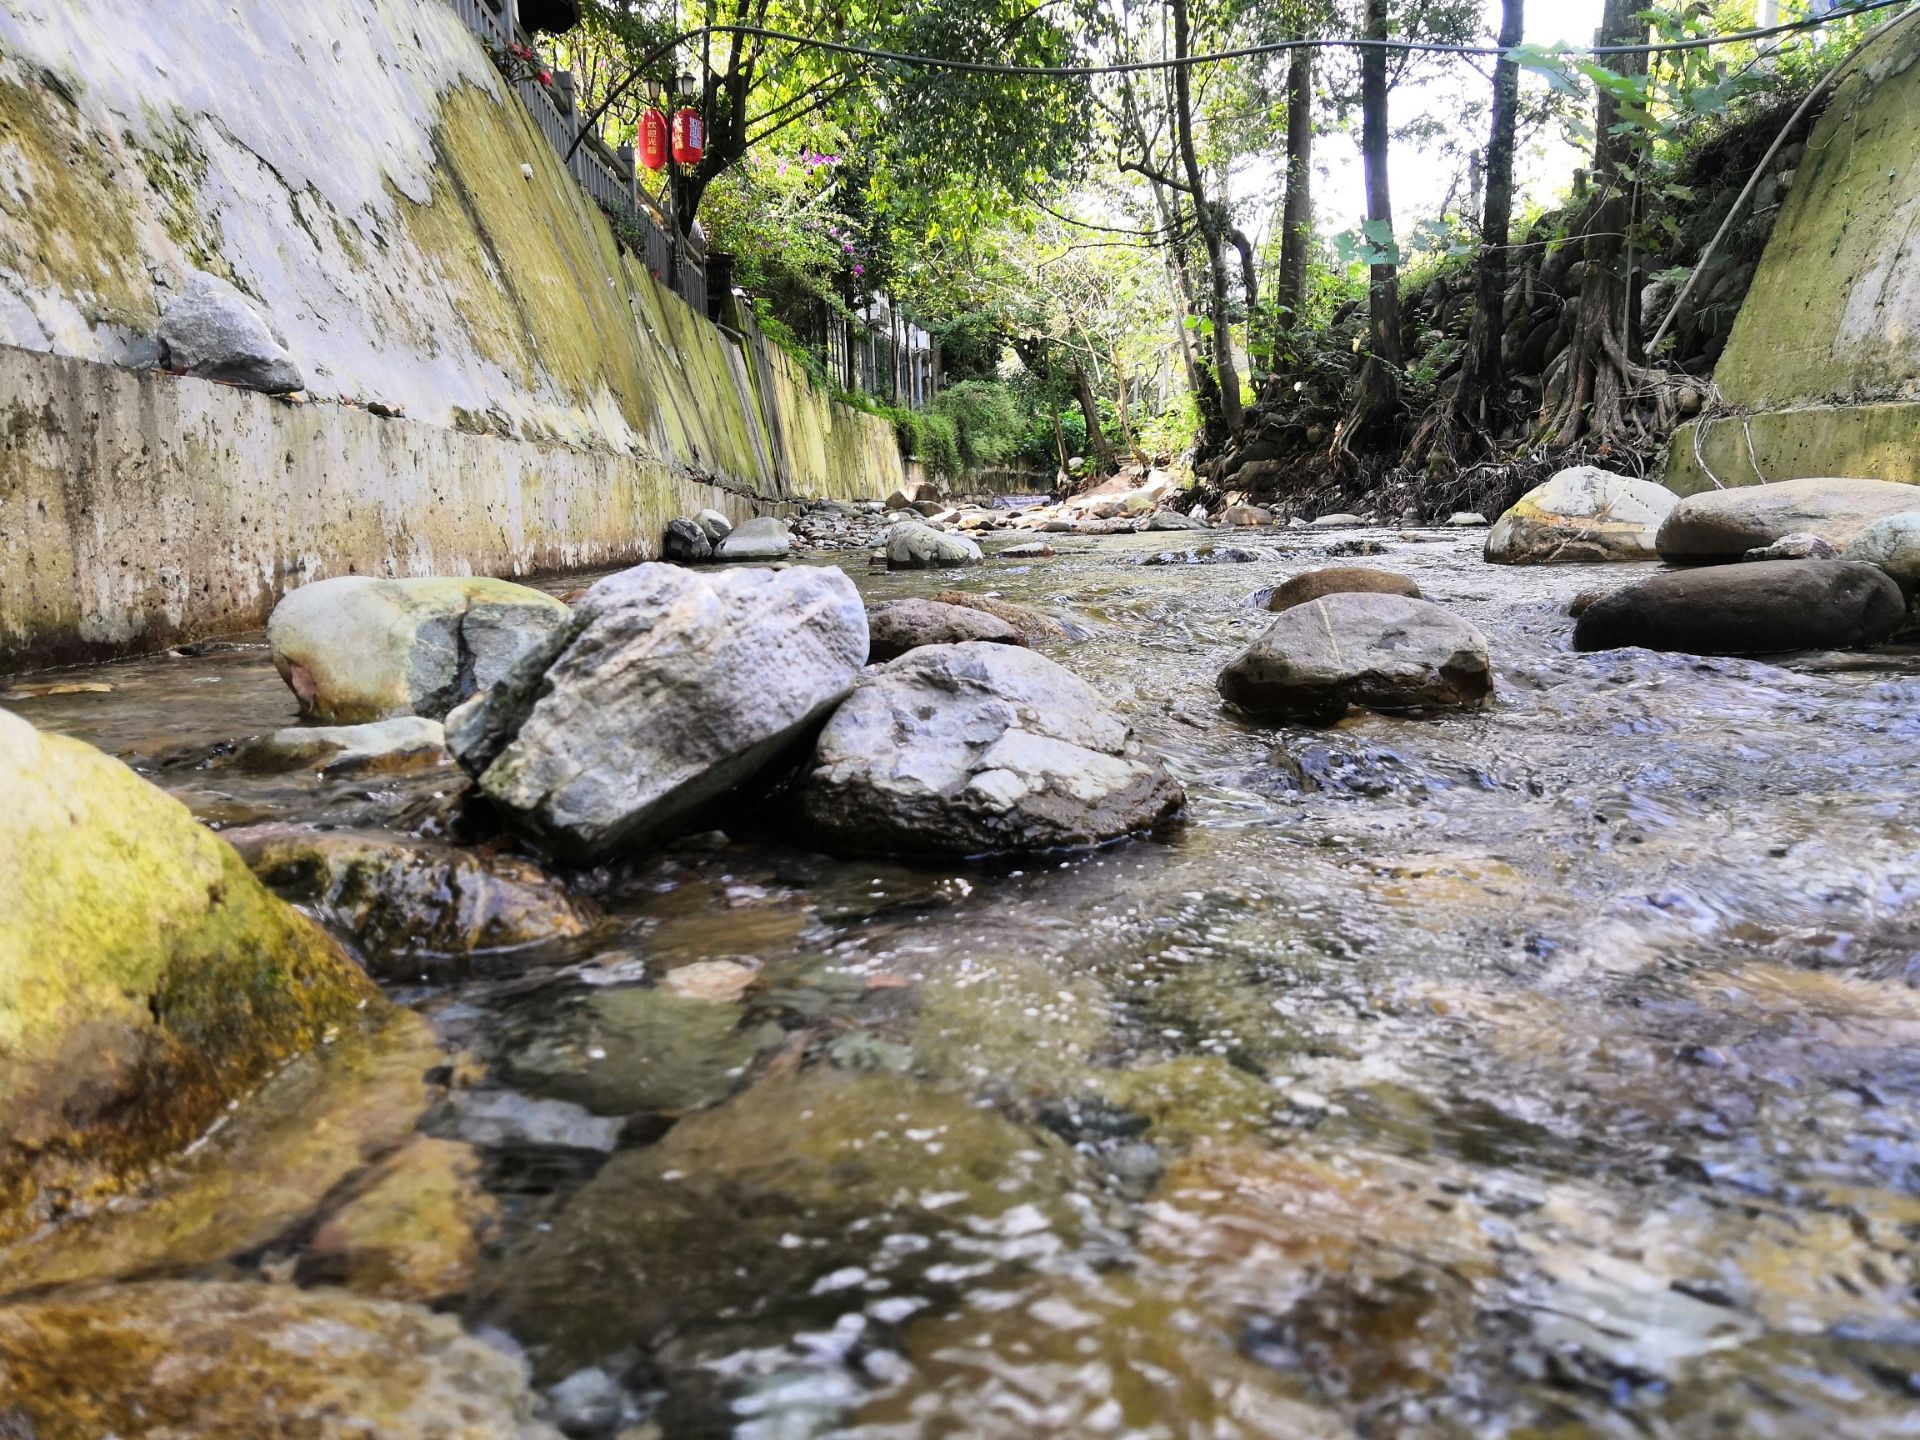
xmin=0 ymin=708 xmax=386 ymax=1244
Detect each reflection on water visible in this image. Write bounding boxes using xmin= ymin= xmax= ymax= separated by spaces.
xmin=15 ymin=527 xmax=1920 ymax=1437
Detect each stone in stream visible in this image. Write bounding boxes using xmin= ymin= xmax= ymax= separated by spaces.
xmin=694 ymin=507 xmax=734 ymax=541
xmin=268 ymin=575 xmax=570 ymax=724
xmin=1311 ymin=513 xmax=1365 ymax=528
xmin=447 ymin=563 xmax=866 ymax=860
xmin=886 ymin=520 xmax=984 ymax=568
xmin=929 ymin=590 xmax=1075 ymax=643
xmin=1744 ymin=531 xmax=1838 ymax=561
xmin=1655 ymin=476 xmax=1920 ymax=560
xmin=713 ymin=515 xmax=792 ymax=560
xmin=157 ymin=268 xmax=304 ymax=392
xmin=1267 ymin=565 xmax=1421 ymax=613
xmin=1220 ymin=503 xmax=1274 ymax=526
xmin=1218 ymin=593 xmax=1493 ymax=725
xmin=1446 ymin=511 xmax=1489 ymax=527
xmin=1844 ymin=511 xmax=1920 ymax=592
xmin=866 ymin=597 xmax=1026 ymax=661
xmin=1140 ymin=546 xmax=1260 ymax=566
xmin=1483 ymin=466 xmax=1677 ymax=564
xmin=0 ymin=1282 xmax=560 ymax=1439
xmin=0 ymin=709 xmax=384 ymax=1246
xmin=223 ymin=825 xmax=593 ymax=977
xmin=485 ymin=1069 xmax=1088 ymax=1377
xmin=1144 ymin=508 xmax=1210 ymax=531
xmin=300 ymin=1136 xmax=498 ymax=1305
xmin=1571 ymin=559 xmax=1905 ymax=655
xmin=999 ymin=541 xmax=1057 ymax=558
xmin=798 ymin=642 xmax=1185 ymax=857
xmin=663 ymin=515 xmax=713 ymax=562
xmin=240 ymin=715 xmax=449 ymax=776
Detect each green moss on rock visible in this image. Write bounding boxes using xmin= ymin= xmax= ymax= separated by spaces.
xmin=0 ymin=708 xmax=386 ymax=1244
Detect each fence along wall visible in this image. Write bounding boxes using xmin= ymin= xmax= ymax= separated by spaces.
xmin=0 ymin=0 xmax=904 ymax=666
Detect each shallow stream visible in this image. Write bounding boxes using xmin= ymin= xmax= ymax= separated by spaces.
xmin=14 ymin=526 xmax=1920 ymax=1437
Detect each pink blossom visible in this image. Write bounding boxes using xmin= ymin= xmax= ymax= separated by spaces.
xmin=852 ymin=263 xmax=865 ymax=276
xmin=538 ymin=70 xmax=552 ymax=85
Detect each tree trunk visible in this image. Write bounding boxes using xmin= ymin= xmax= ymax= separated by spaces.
xmin=1539 ymin=0 xmax=1646 ymax=446
xmin=1417 ymin=0 xmax=1522 ymax=465
xmin=1275 ymin=48 xmax=1313 ymax=334
xmin=1074 ymin=364 xmax=1113 ymax=466
xmin=1332 ymin=0 xmax=1402 ymax=454
xmin=1171 ymin=0 xmax=1245 ymax=439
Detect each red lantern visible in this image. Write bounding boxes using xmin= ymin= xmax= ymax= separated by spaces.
xmin=671 ymin=106 xmax=705 ymax=166
xmin=638 ymin=107 xmax=668 ymax=171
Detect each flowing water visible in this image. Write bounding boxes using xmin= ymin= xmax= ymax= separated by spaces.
xmin=13 ymin=526 xmax=1920 ymax=1438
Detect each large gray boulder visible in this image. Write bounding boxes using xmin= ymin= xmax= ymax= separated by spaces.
xmin=886 ymin=521 xmax=983 ymax=569
xmin=448 ymin=563 xmax=866 ymax=859
xmin=866 ymin=598 xmax=1025 ymax=661
xmin=694 ymin=508 xmax=734 ymax=542
xmin=1484 ymin=466 xmax=1677 ymax=564
xmin=268 ymin=576 xmax=571 ymax=724
xmin=1572 ymin=560 xmax=1904 ymax=655
xmin=1218 ymin=593 xmax=1493 ymax=725
xmin=713 ymin=516 xmax=791 ymax=561
xmin=158 ymin=270 xmax=303 ymax=393
xmin=1655 ymin=477 xmax=1920 ymax=560
xmin=799 ymin=643 xmax=1184 ymax=856
xmin=1144 ymin=509 xmax=1209 ymax=531
xmin=1843 ymin=511 xmax=1920 ymax=593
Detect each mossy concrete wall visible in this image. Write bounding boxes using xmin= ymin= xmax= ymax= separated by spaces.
xmin=1667 ymin=20 xmax=1920 ymax=493
xmin=0 ymin=0 xmax=902 ymax=666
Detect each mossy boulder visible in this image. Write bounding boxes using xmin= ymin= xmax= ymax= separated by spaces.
xmin=0 ymin=1281 xmax=559 ymax=1439
xmin=0 ymin=709 xmax=385 ymax=1244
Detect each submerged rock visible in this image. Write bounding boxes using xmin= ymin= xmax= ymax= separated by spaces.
xmin=241 ymin=716 xmax=449 ymax=776
xmin=1311 ymin=513 xmax=1364 ymax=528
xmin=1484 ymin=466 xmax=1677 ymax=564
xmin=158 ymin=269 xmax=303 ymax=392
xmin=1141 ymin=545 xmax=1260 ymax=566
xmin=1656 ymin=476 xmax=1920 ymax=559
xmin=714 ymin=516 xmax=791 ymax=561
xmin=224 ymin=825 xmax=592 ymax=975
xmin=301 ymin=1136 xmax=498 ymax=1304
xmin=663 ymin=516 xmax=713 ymax=562
xmin=887 ymin=520 xmax=984 ymax=569
xmin=268 ymin=575 xmax=570 ymax=724
xmin=1144 ymin=509 xmax=1210 ymax=531
xmin=866 ymin=598 xmax=1026 ymax=661
xmin=799 ymin=642 xmax=1185 ymax=857
xmin=485 ymin=1069 xmax=1085 ymax=1375
xmin=0 ymin=1282 xmax=559 ymax=1439
xmin=928 ymin=590 xmax=1075 ymax=643
xmin=0 ymin=710 xmax=382 ymax=1245
xmin=1218 ymin=594 xmax=1493 ymax=724
xmin=1843 ymin=511 xmax=1920 ymax=593
xmin=447 ymin=563 xmax=866 ymax=860
xmin=1571 ymin=559 xmax=1904 ymax=655
xmin=1267 ymin=565 xmax=1421 ymax=613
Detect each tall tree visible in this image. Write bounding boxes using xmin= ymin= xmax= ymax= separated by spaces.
xmin=1537 ymin=0 xmax=1646 ymax=444
xmin=1331 ymin=0 xmax=1402 ymax=455
xmin=1411 ymin=0 xmax=1522 ymax=465
xmin=1274 ymin=48 xmax=1315 ymax=334
xmin=1170 ymin=0 xmax=1247 ymax=437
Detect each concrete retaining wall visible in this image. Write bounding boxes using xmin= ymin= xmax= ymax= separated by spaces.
xmin=1667 ymin=20 xmax=1920 ymax=492
xmin=0 ymin=0 xmax=904 ymax=667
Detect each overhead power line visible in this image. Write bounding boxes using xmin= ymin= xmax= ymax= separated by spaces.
xmin=633 ymin=0 xmax=1907 ymax=80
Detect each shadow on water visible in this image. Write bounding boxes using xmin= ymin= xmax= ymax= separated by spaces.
xmin=15 ymin=528 xmax=1920 ymax=1437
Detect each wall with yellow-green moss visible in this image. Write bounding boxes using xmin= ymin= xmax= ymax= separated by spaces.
xmin=1666 ymin=19 xmax=1920 ymax=491
xmin=0 ymin=0 xmax=902 ymax=666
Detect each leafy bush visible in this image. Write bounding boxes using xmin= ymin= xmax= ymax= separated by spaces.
xmin=930 ymin=380 xmax=1024 ymax=470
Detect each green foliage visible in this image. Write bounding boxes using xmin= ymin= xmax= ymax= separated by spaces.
xmin=894 ymin=407 xmax=963 ymax=478
xmin=932 ymin=380 xmax=1025 ymax=470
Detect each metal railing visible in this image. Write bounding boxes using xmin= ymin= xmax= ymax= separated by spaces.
xmin=447 ymin=0 xmax=709 ymax=314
